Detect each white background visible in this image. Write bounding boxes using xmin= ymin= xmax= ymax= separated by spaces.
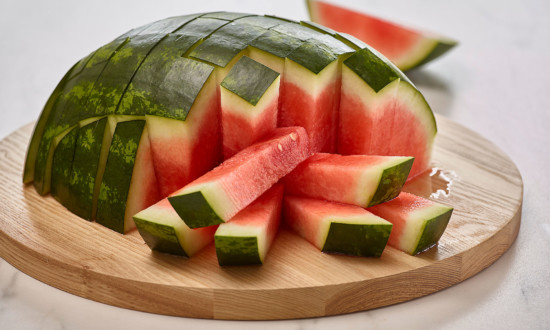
xmin=1 ymin=0 xmax=549 ymax=329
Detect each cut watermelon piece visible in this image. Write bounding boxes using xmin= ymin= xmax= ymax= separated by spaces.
xmin=284 ymin=153 xmax=413 ymax=207
xmin=279 ymin=39 xmax=345 ymax=153
xmin=168 ymin=127 xmax=310 ymax=229
xmin=338 ymin=47 xmax=436 ymax=178
xmin=214 ymin=184 xmax=284 ymax=266
xmin=220 ymin=56 xmax=280 ymax=159
xmin=145 ymin=59 xmax=220 ymax=198
xmin=96 ymin=120 xmax=160 ymax=233
xmin=283 ymin=195 xmax=392 ymax=257
xmin=134 ymin=198 xmax=217 ymax=257
xmin=64 ymin=117 xmax=111 ymax=220
xmin=306 ymin=0 xmax=457 ymax=71
xmin=367 ymin=192 xmax=453 ymax=255
xmin=50 ymin=125 xmax=79 ymax=203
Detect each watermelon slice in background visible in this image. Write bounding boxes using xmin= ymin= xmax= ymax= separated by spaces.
xmin=306 ymin=0 xmax=457 ymax=71
xmin=283 ymin=153 xmax=413 ymax=207
xmin=283 ymin=195 xmax=392 ymax=257
xmin=367 ymin=192 xmax=453 ymax=255
xmin=214 ymin=184 xmax=284 ymax=266
xmin=220 ymin=56 xmax=280 ymax=159
xmin=133 ymin=198 xmax=218 ymax=257
xmin=168 ymin=126 xmax=310 ymax=229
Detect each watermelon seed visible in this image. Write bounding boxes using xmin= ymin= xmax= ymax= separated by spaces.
xmin=278 ymin=143 xmax=283 ymax=151
xmin=290 ymin=133 xmax=297 ymax=141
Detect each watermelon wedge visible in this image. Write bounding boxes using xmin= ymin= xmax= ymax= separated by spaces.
xmin=134 ymin=198 xmax=217 ymax=257
xmin=284 ymin=153 xmax=413 ymax=207
xmin=96 ymin=120 xmax=160 ymax=233
xmin=215 ymin=184 xmax=284 ymax=266
xmin=368 ymin=192 xmax=453 ymax=255
xmin=220 ymin=56 xmax=280 ymax=159
xmin=338 ymin=47 xmax=436 ymax=178
xmin=306 ymin=0 xmax=457 ymax=71
xmin=168 ymin=126 xmax=310 ymax=229
xmin=283 ymin=195 xmax=392 ymax=257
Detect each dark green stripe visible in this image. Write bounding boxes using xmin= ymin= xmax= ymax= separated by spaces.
xmin=322 ymin=222 xmax=392 ymax=257
xmin=343 ymin=47 xmax=400 ymax=93
xmin=96 ymin=120 xmax=145 ymax=233
xmin=368 ymin=157 xmax=414 ymax=207
xmin=413 ymin=207 xmax=453 ymax=255
xmin=168 ymin=191 xmax=224 ymax=229
xmin=134 ymin=217 xmax=188 ymax=257
xmin=65 ymin=117 xmax=108 ymax=220
xmin=249 ymin=29 xmax=304 ymax=58
xmin=287 ymin=40 xmax=338 ymax=74
xmin=50 ymin=126 xmax=79 ymax=204
xmin=221 ymin=56 xmax=279 ymax=106
xmin=215 ymin=235 xmax=262 ymax=266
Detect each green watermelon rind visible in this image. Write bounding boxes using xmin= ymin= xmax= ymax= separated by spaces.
xmin=368 ymin=156 xmax=414 ymax=207
xmin=322 ymin=222 xmax=392 ymax=257
xmin=168 ymin=191 xmax=225 ymax=229
xmin=411 ymin=207 xmax=453 ymax=255
xmin=133 ymin=216 xmax=189 ymax=257
xmin=214 ymin=235 xmax=262 ymax=266
xmin=221 ymin=56 xmax=280 ymax=106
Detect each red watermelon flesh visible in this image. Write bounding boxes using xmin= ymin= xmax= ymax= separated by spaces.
xmin=168 ymin=126 xmax=311 ymax=229
xmin=278 ymin=58 xmax=341 ymax=153
xmin=147 ymin=77 xmax=220 ymax=198
xmin=338 ymin=56 xmax=436 ymax=178
xmin=367 ymin=192 xmax=453 ymax=255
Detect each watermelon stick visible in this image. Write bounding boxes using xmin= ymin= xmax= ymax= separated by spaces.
xmin=215 ymin=184 xmax=284 ymax=266
xmin=284 ymin=153 xmax=413 ymax=207
xmin=133 ymin=198 xmax=218 ymax=257
xmin=367 ymin=192 xmax=453 ymax=255
xmin=283 ymin=195 xmax=393 ymax=257
xmin=169 ymin=126 xmax=311 ymax=229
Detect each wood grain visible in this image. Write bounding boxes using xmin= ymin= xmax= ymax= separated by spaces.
xmin=0 ymin=115 xmax=523 ymax=320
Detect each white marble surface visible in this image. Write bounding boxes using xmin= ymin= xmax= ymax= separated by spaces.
xmin=1 ymin=0 xmax=549 ymax=329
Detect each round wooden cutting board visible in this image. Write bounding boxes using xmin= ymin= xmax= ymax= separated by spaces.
xmin=0 ymin=115 xmax=523 ymax=320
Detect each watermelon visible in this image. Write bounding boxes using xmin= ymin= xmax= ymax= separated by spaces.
xmin=338 ymin=47 xmax=436 ymax=178
xmin=368 ymin=192 xmax=453 ymax=255
xmin=215 ymin=184 xmax=284 ymax=266
xmin=24 ymin=12 xmax=443 ymax=258
xmin=168 ymin=126 xmax=310 ymax=229
xmin=283 ymin=195 xmax=392 ymax=257
xmin=306 ymin=0 xmax=457 ymax=71
xmin=96 ymin=119 xmax=160 ymax=233
xmin=134 ymin=198 xmax=217 ymax=257
xmin=220 ymin=56 xmax=280 ymax=159
xmin=284 ymin=153 xmax=413 ymax=207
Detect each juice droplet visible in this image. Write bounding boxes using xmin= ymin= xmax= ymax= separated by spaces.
xmin=429 ymin=167 xmax=459 ymax=199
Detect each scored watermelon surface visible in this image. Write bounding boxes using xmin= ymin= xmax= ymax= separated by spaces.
xmin=307 ymin=0 xmax=457 ymax=71
xmin=23 ymin=12 xmax=447 ymax=261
